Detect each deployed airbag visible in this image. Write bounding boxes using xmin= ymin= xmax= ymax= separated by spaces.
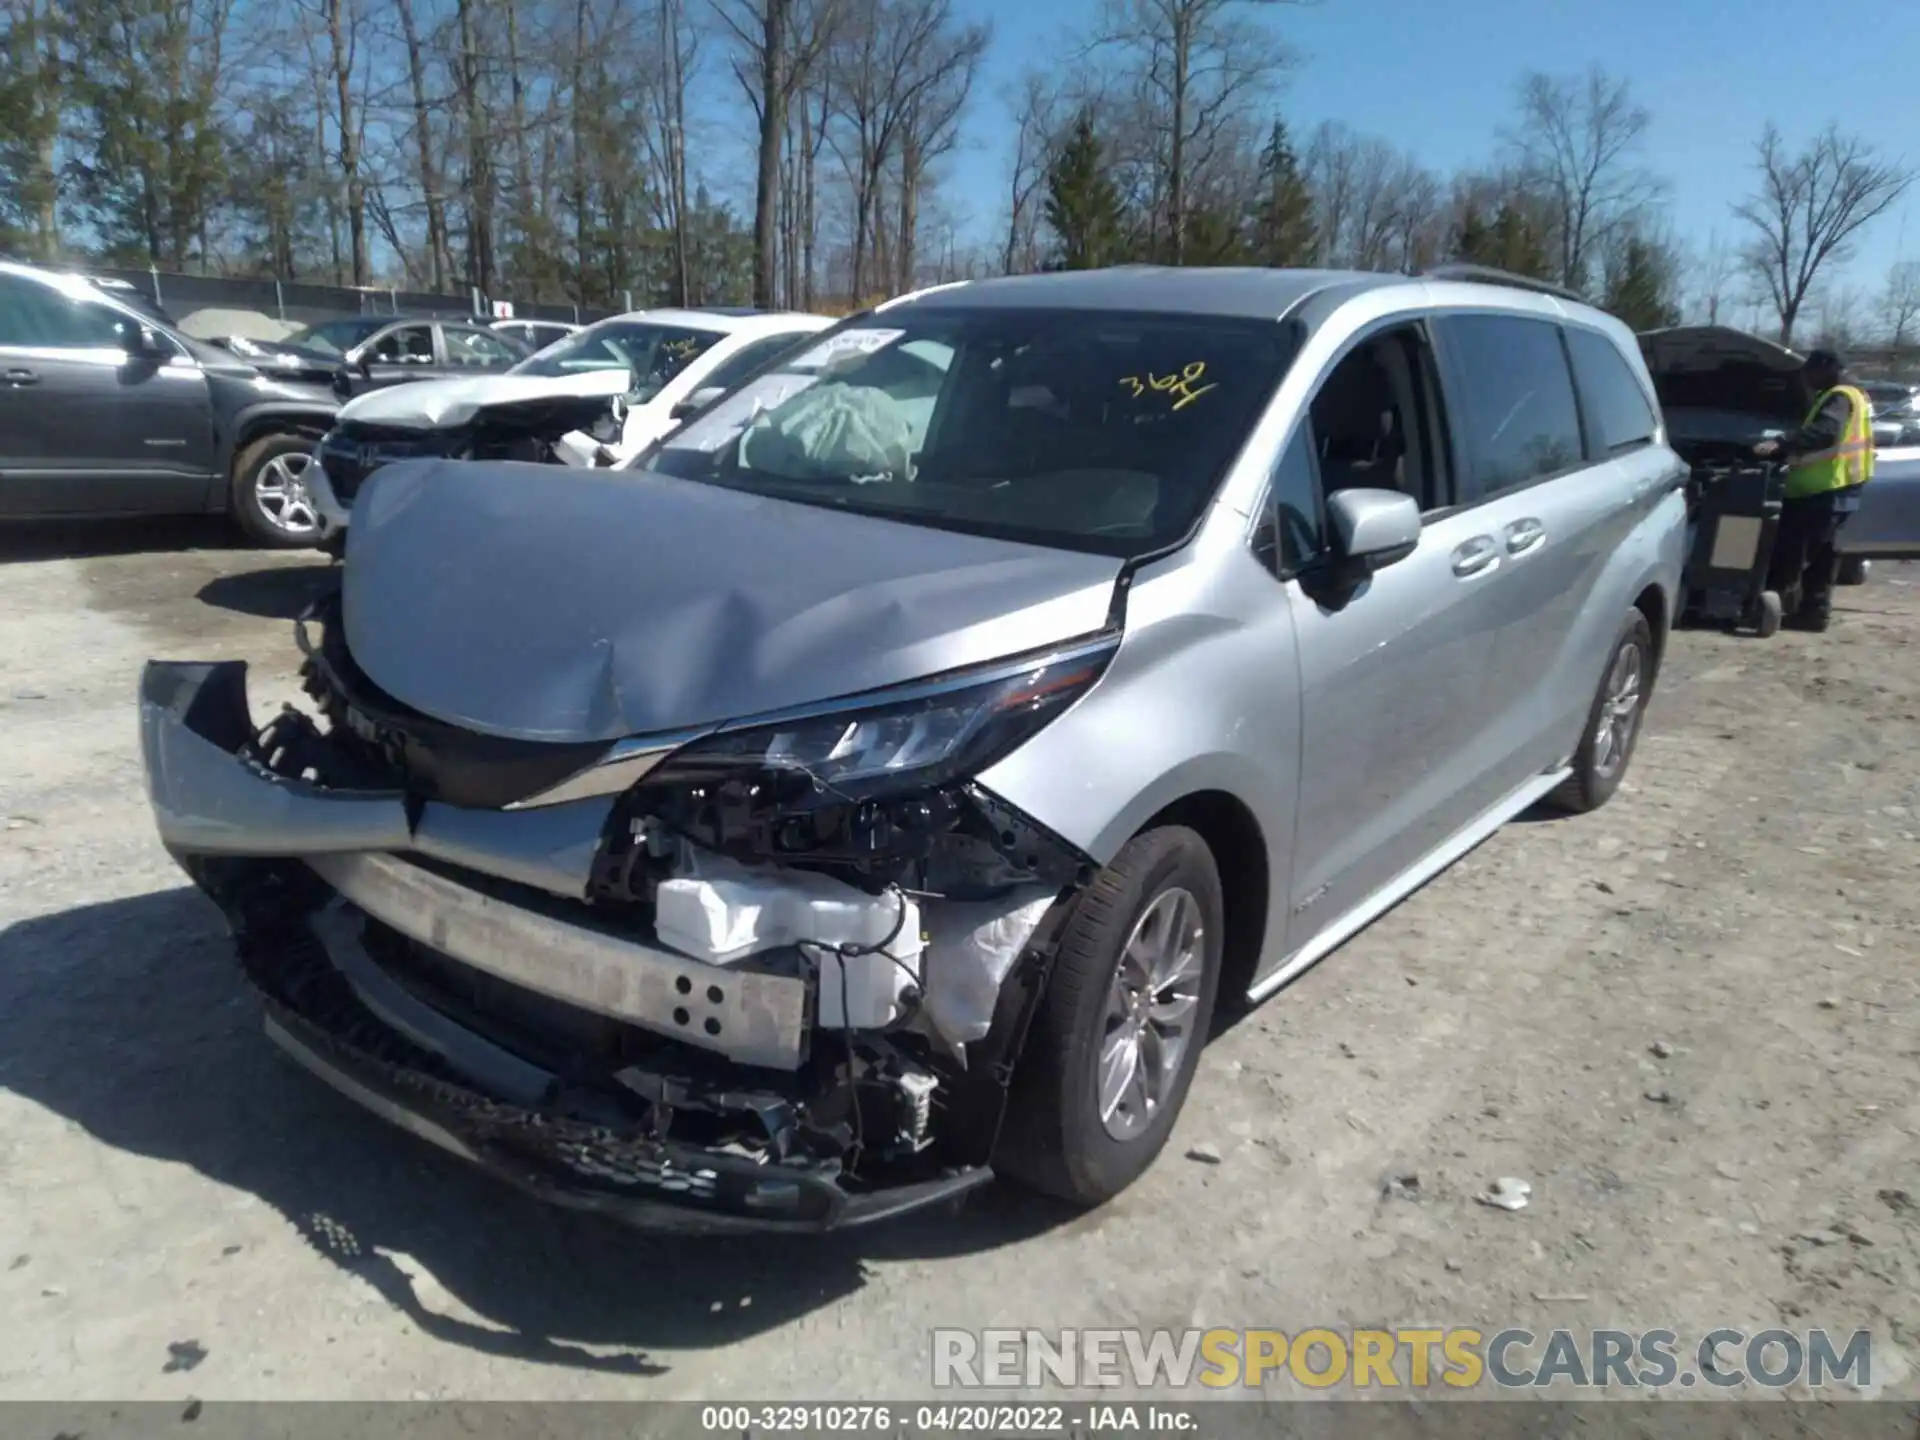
xmin=738 ymin=383 xmax=919 ymax=482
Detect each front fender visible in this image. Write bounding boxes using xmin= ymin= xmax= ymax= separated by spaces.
xmin=975 ymin=540 xmax=1299 ymax=961
xmin=215 ymin=399 xmax=341 ymax=484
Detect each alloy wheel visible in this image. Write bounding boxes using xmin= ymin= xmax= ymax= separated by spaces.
xmin=1592 ymin=639 xmax=1644 ymax=779
xmin=253 ymin=452 xmax=321 ymax=539
xmin=1097 ymin=886 xmax=1206 ymax=1142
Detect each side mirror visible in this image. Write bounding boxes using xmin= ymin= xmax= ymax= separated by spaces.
xmin=119 ymin=322 xmax=165 ymax=359
xmin=1327 ymin=488 xmax=1421 ymax=573
xmin=670 ymin=385 xmax=726 ymax=422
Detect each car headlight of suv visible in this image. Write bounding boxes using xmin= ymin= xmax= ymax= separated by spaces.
xmin=646 ymin=634 xmax=1120 ymax=800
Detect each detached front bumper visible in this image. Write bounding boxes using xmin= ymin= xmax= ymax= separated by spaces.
xmin=139 ymin=659 xmax=992 ymax=1231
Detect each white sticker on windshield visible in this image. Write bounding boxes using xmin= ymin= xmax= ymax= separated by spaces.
xmin=787 ymin=328 xmax=906 ymax=370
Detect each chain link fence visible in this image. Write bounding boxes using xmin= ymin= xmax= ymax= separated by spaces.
xmin=83 ymin=266 xmax=626 ymax=333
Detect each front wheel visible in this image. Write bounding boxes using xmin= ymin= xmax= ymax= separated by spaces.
xmin=994 ymin=826 xmax=1224 ymax=1205
xmin=1752 ymin=589 xmax=1783 ymax=638
xmin=1837 ymin=554 xmax=1871 ymax=587
xmin=231 ymin=433 xmax=324 ymax=549
xmin=1546 ymin=610 xmax=1654 ymax=815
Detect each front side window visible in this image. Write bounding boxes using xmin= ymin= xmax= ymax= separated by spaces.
xmin=511 ymin=320 xmax=724 ymax=400
xmin=1267 ymin=423 xmax=1324 ymax=574
xmin=444 ymin=326 xmax=521 ymax=367
xmin=1565 ymin=326 xmax=1658 ymax=458
xmin=1435 ymin=313 xmax=1585 ymax=501
xmin=0 ymin=273 xmax=133 ymax=350
xmin=369 ymin=324 xmax=434 ymax=364
xmin=646 ymin=311 xmax=1296 ymax=557
xmin=286 ymin=316 xmax=388 ymax=357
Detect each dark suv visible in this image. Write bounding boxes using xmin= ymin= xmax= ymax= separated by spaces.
xmin=0 ymin=261 xmax=342 ymax=546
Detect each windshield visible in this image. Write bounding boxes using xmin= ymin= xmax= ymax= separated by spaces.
xmin=510 ymin=319 xmax=724 ymax=399
xmin=286 ymin=316 xmax=390 ymax=356
xmin=644 ymin=310 xmax=1296 ymax=557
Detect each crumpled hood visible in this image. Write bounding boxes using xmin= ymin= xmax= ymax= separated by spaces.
xmin=341 ymin=460 xmax=1125 ymax=744
xmin=339 ymin=369 xmax=632 ymax=429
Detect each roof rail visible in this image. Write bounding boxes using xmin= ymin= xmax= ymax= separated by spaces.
xmin=1420 ymin=263 xmax=1586 ymax=306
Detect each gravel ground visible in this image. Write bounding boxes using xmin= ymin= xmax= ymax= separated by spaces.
xmin=0 ymin=521 xmax=1916 ymax=1405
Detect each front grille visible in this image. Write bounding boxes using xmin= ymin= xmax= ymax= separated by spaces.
xmin=318 ymin=424 xmax=451 ymax=505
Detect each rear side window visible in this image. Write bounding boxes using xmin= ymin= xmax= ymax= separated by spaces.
xmin=1434 ymin=314 xmax=1585 ymax=501
xmin=1565 ymin=326 xmax=1658 ymax=458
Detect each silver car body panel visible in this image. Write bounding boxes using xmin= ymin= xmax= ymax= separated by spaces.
xmin=1845 ymin=446 xmax=1920 ymax=558
xmin=979 ymin=279 xmax=1686 ymax=994
xmin=140 ymin=675 xmax=613 ymax=899
xmin=341 ymin=458 xmax=1124 ymax=743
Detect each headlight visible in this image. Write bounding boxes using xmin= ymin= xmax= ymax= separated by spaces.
xmin=648 ymin=635 xmax=1118 ymax=798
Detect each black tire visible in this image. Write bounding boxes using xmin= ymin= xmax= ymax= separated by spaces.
xmin=1836 ymin=554 xmax=1871 ymax=587
xmin=1753 ymin=589 xmax=1783 ymax=638
xmin=994 ymin=826 xmax=1224 ymax=1205
xmin=230 ymin=432 xmax=324 ymax=549
xmin=1546 ymin=609 xmax=1655 ymax=815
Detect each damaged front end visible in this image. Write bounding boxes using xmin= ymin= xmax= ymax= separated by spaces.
xmin=140 ymin=590 xmax=1105 ymax=1231
xmin=316 ymin=394 xmax=623 ymax=515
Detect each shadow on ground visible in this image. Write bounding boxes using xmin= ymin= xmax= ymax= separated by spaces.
xmin=196 ymin=564 xmax=339 ymax=620
xmin=0 ymin=517 xmax=239 ymax=563
xmin=0 ymin=888 xmax=1074 ymax=1377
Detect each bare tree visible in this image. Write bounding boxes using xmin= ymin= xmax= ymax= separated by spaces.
xmin=1090 ymin=0 xmax=1297 ymax=264
xmin=1000 ymin=70 xmax=1059 ymax=275
xmin=1689 ymin=228 xmax=1736 ymax=325
xmin=451 ymin=0 xmax=496 ymax=291
xmin=893 ymin=20 xmax=984 ymax=290
xmin=1506 ymin=66 xmax=1661 ymax=292
xmin=638 ymin=0 xmax=700 ymax=306
xmin=1808 ymin=285 xmax=1864 ymax=353
xmin=1303 ymin=123 xmax=1438 ymax=272
xmin=392 ymin=0 xmax=449 ymax=289
xmin=1882 ymin=259 xmax=1920 ymax=348
xmin=822 ymin=0 xmax=983 ymax=301
xmin=1732 ymin=122 xmax=1914 ymax=346
xmin=714 ymin=0 xmax=842 ymax=306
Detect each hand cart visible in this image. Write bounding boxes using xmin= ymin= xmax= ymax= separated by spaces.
xmin=1680 ymin=459 xmax=1786 ymax=638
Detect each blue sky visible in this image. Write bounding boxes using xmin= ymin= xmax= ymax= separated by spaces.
xmin=908 ymin=0 xmax=1920 ymax=308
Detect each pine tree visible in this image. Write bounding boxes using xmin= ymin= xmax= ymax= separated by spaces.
xmin=1043 ymin=110 xmax=1124 ymax=271
xmin=1248 ymin=119 xmax=1315 ymax=267
xmin=1489 ymin=201 xmax=1551 ymax=278
xmin=1603 ymin=236 xmax=1681 ymax=332
xmin=1453 ymin=203 xmax=1491 ymax=266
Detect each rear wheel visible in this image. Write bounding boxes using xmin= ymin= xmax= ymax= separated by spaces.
xmin=231 ymin=433 xmax=323 ymax=549
xmin=995 ymin=827 xmax=1223 ymax=1205
xmin=1547 ymin=610 xmax=1653 ymax=815
xmin=1837 ymin=554 xmax=1871 ymax=587
xmin=1752 ymin=590 xmax=1783 ymax=638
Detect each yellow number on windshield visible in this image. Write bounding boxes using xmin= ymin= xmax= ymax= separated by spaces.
xmin=1117 ymin=360 xmax=1217 ymax=411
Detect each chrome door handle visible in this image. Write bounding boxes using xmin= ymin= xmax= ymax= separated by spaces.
xmin=1504 ymin=518 xmax=1545 ymax=554
xmin=2 ymin=367 xmax=38 ymax=387
xmin=1450 ymin=536 xmax=1500 ymax=578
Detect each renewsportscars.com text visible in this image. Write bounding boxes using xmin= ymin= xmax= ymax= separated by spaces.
xmin=931 ymin=1326 xmax=1875 ymax=1391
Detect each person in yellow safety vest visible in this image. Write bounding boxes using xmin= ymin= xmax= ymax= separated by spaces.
xmin=1751 ymin=349 xmax=1875 ymax=633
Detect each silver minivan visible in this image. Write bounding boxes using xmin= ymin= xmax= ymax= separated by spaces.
xmin=139 ymin=265 xmax=1688 ymax=1230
